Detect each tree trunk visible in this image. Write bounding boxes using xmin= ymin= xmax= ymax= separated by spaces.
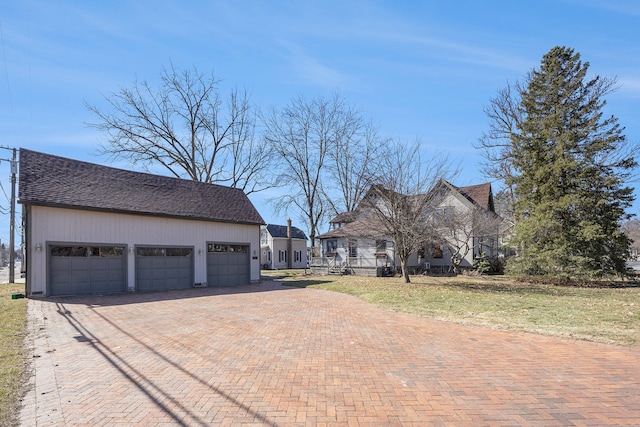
xmin=400 ymin=256 xmax=411 ymax=283
xmin=450 ymin=255 xmax=462 ymax=275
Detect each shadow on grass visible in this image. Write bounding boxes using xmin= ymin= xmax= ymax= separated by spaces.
xmin=275 ymin=278 xmax=336 ymax=288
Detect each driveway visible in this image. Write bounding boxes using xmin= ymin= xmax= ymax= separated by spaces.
xmin=20 ymin=281 xmax=640 ymax=426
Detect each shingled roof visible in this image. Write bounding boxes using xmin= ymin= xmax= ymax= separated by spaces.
xmin=265 ymin=224 xmax=308 ymax=240
xmin=18 ymin=149 xmax=265 ymax=225
xmin=458 ymin=182 xmax=495 ymax=212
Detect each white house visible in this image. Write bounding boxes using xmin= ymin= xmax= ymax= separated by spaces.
xmin=19 ymin=149 xmax=265 ymax=297
xmin=313 ymin=180 xmax=500 ymax=276
xmin=260 ymin=220 xmax=308 ymax=269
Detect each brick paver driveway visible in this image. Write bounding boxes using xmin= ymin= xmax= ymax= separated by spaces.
xmin=20 ymin=281 xmax=640 ymax=426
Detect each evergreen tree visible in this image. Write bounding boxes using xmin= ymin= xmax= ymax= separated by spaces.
xmin=499 ymin=46 xmax=636 ymax=277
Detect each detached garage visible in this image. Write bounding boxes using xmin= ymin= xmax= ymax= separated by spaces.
xmin=19 ymin=149 xmax=265 ymax=297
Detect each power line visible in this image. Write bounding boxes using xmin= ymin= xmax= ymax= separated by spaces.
xmin=0 ymin=180 xmax=10 ymax=205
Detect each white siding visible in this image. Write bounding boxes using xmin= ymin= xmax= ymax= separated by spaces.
xmin=430 ymin=193 xmax=477 ymax=268
xmin=27 ymin=206 xmax=261 ymax=295
xmin=268 ymin=238 xmax=307 ymax=269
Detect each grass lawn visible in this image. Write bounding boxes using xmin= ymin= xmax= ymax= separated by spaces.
xmin=262 ymin=270 xmax=640 ymax=346
xmin=0 ymin=283 xmax=28 ymax=427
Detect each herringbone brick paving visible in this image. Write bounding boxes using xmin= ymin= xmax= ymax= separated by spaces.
xmin=20 ymin=281 xmax=640 ymax=426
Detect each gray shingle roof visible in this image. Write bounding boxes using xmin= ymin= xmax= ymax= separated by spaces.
xmin=18 ymin=149 xmax=265 ymax=225
xmin=266 ymin=224 xmax=307 ymax=240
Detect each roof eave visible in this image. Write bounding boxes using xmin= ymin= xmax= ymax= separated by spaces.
xmin=20 ymin=200 xmax=265 ymax=226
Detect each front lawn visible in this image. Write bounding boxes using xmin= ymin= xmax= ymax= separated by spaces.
xmin=0 ymin=283 xmax=29 ymax=427
xmin=263 ymin=270 xmax=640 ymax=346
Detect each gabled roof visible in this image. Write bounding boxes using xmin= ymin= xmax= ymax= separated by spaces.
xmin=458 ymin=182 xmax=494 ymax=212
xmin=265 ymin=224 xmax=308 ymax=240
xmin=318 ymin=180 xmax=497 ymax=241
xmin=438 ymin=180 xmax=495 ymax=212
xmin=18 ymin=149 xmax=265 ymax=225
xmin=317 ymin=216 xmax=384 ymax=239
xmin=329 ymin=211 xmax=357 ymax=224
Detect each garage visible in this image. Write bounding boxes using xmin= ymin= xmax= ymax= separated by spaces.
xmin=49 ymin=245 xmax=126 ymax=296
xmin=207 ymin=243 xmax=250 ymax=286
xmin=136 ymin=247 xmax=194 ymax=292
xmin=21 ymin=149 xmax=264 ymax=297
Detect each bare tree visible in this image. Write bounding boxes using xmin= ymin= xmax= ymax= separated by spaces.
xmin=263 ymin=92 xmax=366 ymax=251
xmin=324 ymin=119 xmax=387 ymax=215
xmin=86 ymin=64 xmax=273 ymax=194
xmin=493 ymin=187 xmax=515 ymax=223
xmin=432 ymin=205 xmax=502 ymax=274
xmin=474 ymin=81 xmax=525 ymax=213
xmin=362 ymin=141 xmax=453 ymax=283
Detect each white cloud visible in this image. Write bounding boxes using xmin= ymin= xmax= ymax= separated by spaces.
xmin=277 ymin=41 xmax=348 ymax=88
xmin=619 ymin=78 xmax=640 ymax=96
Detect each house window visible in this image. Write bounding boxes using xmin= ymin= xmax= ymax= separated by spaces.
xmin=294 ymin=250 xmax=302 ymax=262
xmin=267 ymin=251 xmax=271 ymax=262
xmin=432 ymin=245 xmax=443 ymax=258
xmin=434 ymin=207 xmax=452 ymax=218
xmin=326 ymin=239 xmax=338 ymax=253
xmin=375 ymin=240 xmax=386 ymax=253
xmin=348 ymin=240 xmax=357 ymax=257
xmin=279 ymin=250 xmax=287 ymax=262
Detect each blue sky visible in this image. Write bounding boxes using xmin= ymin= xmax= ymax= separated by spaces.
xmin=1 ymin=0 xmax=639 ymax=243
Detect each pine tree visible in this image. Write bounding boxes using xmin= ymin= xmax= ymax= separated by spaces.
xmin=507 ymin=46 xmax=636 ymax=277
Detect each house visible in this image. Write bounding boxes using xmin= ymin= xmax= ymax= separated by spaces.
xmin=260 ymin=220 xmax=308 ymax=269
xmin=19 ymin=149 xmax=265 ymax=297
xmin=312 ymin=179 xmax=500 ymax=276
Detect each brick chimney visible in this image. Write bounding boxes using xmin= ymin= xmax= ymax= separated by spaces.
xmin=287 ymin=218 xmax=293 ymax=269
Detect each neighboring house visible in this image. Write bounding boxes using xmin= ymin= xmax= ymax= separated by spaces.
xmin=312 ymin=179 xmax=500 ymax=276
xmin=260 ymin=220 xmax=308 ymax=269
xmin=19 ymin=149 xmax=265 ymax=297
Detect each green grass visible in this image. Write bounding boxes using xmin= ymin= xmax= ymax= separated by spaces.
xmin=0 ymin=283 xmax=28 ymax=427
xmin=266 ymin=270 xmax=640 ymax=346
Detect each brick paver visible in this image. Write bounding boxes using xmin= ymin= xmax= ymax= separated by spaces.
xmin=20 ymin=281 xmax=640 ymax=426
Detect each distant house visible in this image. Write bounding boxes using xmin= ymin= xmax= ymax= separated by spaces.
xmin=260 ymin=220 xmax=308 ymax=269
xmin=19 ymin=149 xmax=265 ymax=297
xmin=313 ymin=180 xmax=500 ymax=276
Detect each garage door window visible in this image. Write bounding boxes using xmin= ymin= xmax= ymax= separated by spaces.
xmin=136 ymin=247 xmax=192 ymax=257
xmin=208 ymin=244 xmax=247 ymax=253
xmin=52 ymin=246 xmax=124 ymax=257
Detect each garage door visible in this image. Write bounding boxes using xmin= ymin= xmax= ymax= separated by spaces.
xmin=49 ymin=245 xmax=126 ymax=296
xmin=136 ymin=247 xmax=193 ymax=292
xmin=207 ymin=243 xmax=250 ymax=286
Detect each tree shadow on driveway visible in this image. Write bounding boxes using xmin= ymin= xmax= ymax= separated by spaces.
xmin=54 ymin=300 xmax=279 ymax=426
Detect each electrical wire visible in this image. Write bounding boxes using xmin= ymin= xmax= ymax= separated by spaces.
xmin=0 ymin=181 xmax=10 ymax=213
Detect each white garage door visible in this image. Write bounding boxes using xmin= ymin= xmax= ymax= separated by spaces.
xmin=136 ymin=247 xmax=194 ymax=292
xmin=49 ymin=245 xmax=126 ymax=296
xmin=207 ymin=243 xmax=250 ymax=286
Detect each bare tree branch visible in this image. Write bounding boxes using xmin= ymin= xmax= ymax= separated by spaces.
xmin=362 ymin=141 xmax=455 ymax=283
xmin=432 ymin=206 xmax=503 ymax=273
xmin=85 ymin=64 xmax=274 ymax=194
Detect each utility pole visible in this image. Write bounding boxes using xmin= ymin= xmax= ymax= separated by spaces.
xmin=0 ymin=146 xmax=17 ymax=283
xmin=9 ymin=148 xmax=16 ymax=284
